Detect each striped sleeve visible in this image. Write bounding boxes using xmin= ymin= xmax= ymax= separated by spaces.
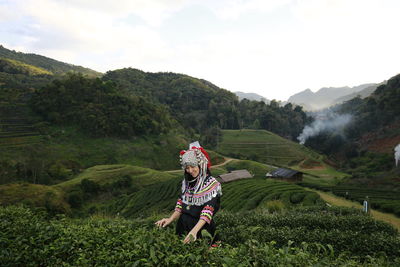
xmin=200 ymin=205 xmax=215 ymax=224
xmin=175 ymin=198 xmax=183 ymax=213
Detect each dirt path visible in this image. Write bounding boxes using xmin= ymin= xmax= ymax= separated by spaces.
xmin=212 ymin=157 xmax=234 ymax=168
xmin=307 ymin=188 xmax=400 ymax=231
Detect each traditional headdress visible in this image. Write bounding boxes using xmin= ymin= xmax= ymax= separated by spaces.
xmin=179 ymin=142 xmax=221 ymax=206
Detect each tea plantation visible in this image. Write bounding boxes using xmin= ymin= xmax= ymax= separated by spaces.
xmin=105 ymin=178 xmax=322 ymax=218
xmin=1 ymin=205 xmax=399 ymax=266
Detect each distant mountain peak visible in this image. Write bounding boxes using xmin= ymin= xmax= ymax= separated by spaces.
xmin=234 ymin=91 xmax=270 ymax=103
xmin=287 ymin=83 xmax=377 ymax=111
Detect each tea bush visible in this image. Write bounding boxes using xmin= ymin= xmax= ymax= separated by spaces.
xmin=216 ymin=207 xmax=400 ymax=258
xmin=1 ymin=205 xmax=400 ymax=266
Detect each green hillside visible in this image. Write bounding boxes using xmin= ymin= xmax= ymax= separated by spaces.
xmin=0 ymin=163 xmax=180 ymax=216
xmin=0 ymin=127 xmax=188 ymax=185
xmin=0 ymin=58 xmax=52 ymax=76
xmin=55 ymin=164 xmax=177 ymax=192
xmin=103 ymin=68 xmax=310 ymax=141
xmin=217 ymin=129 xmax=323 ymax=167
xmin=0 ymin=45 xmax=101 ymax=77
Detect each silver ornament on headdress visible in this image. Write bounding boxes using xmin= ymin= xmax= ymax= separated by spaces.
xmin=180 ymin=149 xmax=207 ymax=169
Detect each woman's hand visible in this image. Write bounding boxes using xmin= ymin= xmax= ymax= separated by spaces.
xmin=155 ymin=211 xmax=181 ymax=228
xmin=183 ymin=231 xmax=197 ymax=244
xmin=155 ymin=217 xmax=172 ymax=228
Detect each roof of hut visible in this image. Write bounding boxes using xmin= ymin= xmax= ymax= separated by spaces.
xmin=218 ymin=169 xmax=253 ymax=183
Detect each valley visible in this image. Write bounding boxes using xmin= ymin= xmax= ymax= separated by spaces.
xmin=1 ymin=45 xmax=399 ymax=266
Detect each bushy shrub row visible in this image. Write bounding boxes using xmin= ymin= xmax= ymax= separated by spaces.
xmin=216 ymin=207 xmax=400 ymax=258
xmin=1 ymin=206 xmax=399 ymax=266
xmin=221 ymin=179 xmax=323 ymax=211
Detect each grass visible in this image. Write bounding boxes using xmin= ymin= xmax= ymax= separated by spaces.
xmin=307 ymin=188 xmax=400 ymax=231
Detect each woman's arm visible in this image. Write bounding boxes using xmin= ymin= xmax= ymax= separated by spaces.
xmin=183 ymin=200 xmax=219 ymax=243
xmin=183 ymin=219 xmax=206 ymax=243
xmin=155 ymin=210 xmax=181 ymax=228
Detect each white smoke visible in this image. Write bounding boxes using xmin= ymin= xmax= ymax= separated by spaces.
xmin=297 ymin=112 xmax=352 ymax=145
xmin=395 ymin=144 xmax=400 ymax=166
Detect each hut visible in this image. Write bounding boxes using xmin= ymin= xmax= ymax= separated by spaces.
xmin=218 ymin=169 xmax=253 ymax=183
xmin=266 ymin=168 xmax=303 ymax=183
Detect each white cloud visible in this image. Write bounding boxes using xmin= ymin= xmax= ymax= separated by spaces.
xmin=203 ymin=0 xmax=291 ymax=20
xmin=3 ymin=0 xmax=177 ymax=70
xmin=26 ymin=0 xmax=189 ymax=27
xmin=1 ymin=0 xmax=400 ymax=100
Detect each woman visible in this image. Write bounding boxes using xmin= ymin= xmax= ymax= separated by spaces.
xmin=155 ymin=144 xmax=222 ymax=244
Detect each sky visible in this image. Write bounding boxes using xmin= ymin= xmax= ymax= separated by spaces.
xmin=1 ymin=0 xmax=400 ymax=101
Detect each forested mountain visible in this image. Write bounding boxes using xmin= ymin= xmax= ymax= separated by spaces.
xmin=304 ymin=73 xmax=400 ymax=181
xmin=103 ymin=68 xmax=310 ymax=141
xmin=0 ymin=45 xmax=101 ymax=77
xmin=102 ymin=68 xmax=240 ymax=133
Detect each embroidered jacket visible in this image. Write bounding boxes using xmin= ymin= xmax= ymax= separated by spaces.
xmin=175 ymin=175 xmax=221 ymax=224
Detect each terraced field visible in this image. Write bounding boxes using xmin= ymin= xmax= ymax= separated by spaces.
xmin=221 ymin=178 xmax=322 ymax=211
xmin=216 ymin=129 xmax=323 ymax=167
xmin=108 ymin=176 xmax=323 ymax=218
xmin=0 ymin=104 xmax=42 ymax=148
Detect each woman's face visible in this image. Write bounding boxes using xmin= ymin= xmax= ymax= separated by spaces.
xmin=185 ymin=165 xmax=200 ymax=178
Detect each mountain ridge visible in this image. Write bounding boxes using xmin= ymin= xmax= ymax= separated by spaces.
xmin=0 ymin=45 xmax=101 ymax=77
xmin=287 ymin=83 xmax=376 ymax=110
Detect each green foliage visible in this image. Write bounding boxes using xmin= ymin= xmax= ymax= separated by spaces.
xmin=80 ymin=178 xmax=100 ymax=194
xmin=1 ymin=205 xmax=399 ymax=266
xmin=103 ymin=68 xmax=241 ymax=133
xmin=30 ymin=73 xmax=174 ymax=138
xmin=260 ymin=200 xmax=285 ymax=213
